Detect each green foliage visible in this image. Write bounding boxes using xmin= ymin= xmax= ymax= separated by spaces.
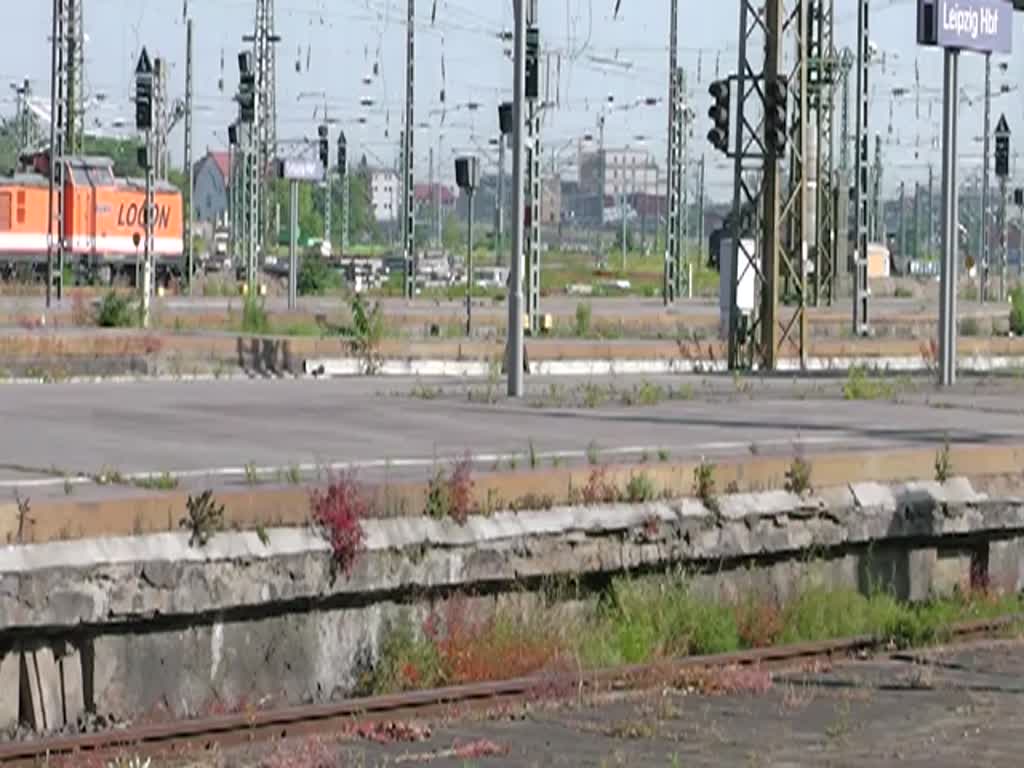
xmin=784 ymin=456 xmax=812 ymax=495
xmin=580 ymin=577 xmax=740 ymax=667
xmin=82 ymin=136 xmax=143 ymax=178
xmin=96 ymin=292 xmax=135 ymax=328
xmin=693 ymin=460 xmax=718 ymax=513
xmin=241 ymin=294 xmax=270 ymax=335
xmin=625 ymin=472 xmax=657 ymax=503
xmin=133 ymin=472 xmax=179 ymax=491
xmin=297 ymin=254 xmax=341 ymax=296
xmin=935 ymin=438 xmax=953 ymax=483
xmin=959 ymin=316 xmax=984 ymax=337
xmin=842 ymin=366 xmax=896 ymax=400
xmin=441 ymin=211 xmax=463 ymax=251
xmin=351 ymin=293 xmax=386 ymax=373
xmin=179 ymin=491 xmax=225 ymax=547
xmin=574 ymin=302 xmax=593 ymax=337
xmin=1010 ymin=286 xmax=1024 ymax=335
xmin=360 ymin=614 xmax=444 ymax=695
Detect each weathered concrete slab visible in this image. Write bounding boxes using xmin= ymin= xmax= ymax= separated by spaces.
xmin=3 ymin=478 xmax=1024 ymax=730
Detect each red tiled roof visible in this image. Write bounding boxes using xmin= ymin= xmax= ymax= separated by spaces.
xmin=414 ymin=183 xmax=456 ymax=205
xmin=210 ymin=151 xmax=231 ymax=180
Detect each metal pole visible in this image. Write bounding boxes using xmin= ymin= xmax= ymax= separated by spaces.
xmin=508 ymin=0 xmax=526 ymax=397
xmin=143 ymin=130 xmax=154 ymax=328
xmin=898 ymin=180 xmax=906 ymax=264
xmin=429 ymin=146 xmax=437 ymax=247
xmin=852 ymin=0 xmax=870 ymax=336
xmin=939 ymin=50 xmax=959 ymax=388
xmin=46 ymin=0 xmax=61 ymax=308
xmin=324 ymin=176 xmax=332 ymax=252
xmin=726 ymin=0 xmax=750 ymax=368
xmin=496 ymin=135 xmax=506 ymax=266
xmin=341 ymin=171 xmax=350 ymax=255
xmin=928 ymin=163 xmax=935 ymax=257
xmin=871 ymin=133 xmax=882 ymax=243
xmin=288 ymin=179 xmax=298 ymax=310
xmin=402 ymin=0 xmax=416 ymax=299
xmin=663 ymin=0 xmax=679 ymax=305
xmin=621 ymin=191 xmax=627 ymax=271
xmin=525 ymin=0 xmax=541 ymax=336
xmin=999 ymin=175 xmax=1008 ymax=303
xmin=185 ymin=18 xmax=194 ymax=294
xmin=697 ymin=154 xmax=706 ymax=259
xmin=466 ymin=190 xmax=474 ymax=336
xmin=437 ymin=134 xmax=444 ymax=247
xmin=980 ymin=53 xmax=991 ymax=302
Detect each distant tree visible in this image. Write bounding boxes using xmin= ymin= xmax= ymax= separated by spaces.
xmin=82 ymin=136 xmax=144 ymax=177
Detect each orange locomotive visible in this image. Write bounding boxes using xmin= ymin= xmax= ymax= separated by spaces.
xmin=0 ymin=155 xmax=184 ymax=283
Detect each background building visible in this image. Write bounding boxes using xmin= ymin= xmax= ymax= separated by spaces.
xmin=192 ymin=150 xmax=231 ymax=225
xmin=369 ymin=169 xmax=400 ymax=224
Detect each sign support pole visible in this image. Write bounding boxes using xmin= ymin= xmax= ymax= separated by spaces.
xmin=508 ymin=0 xmax=526 ymax=397
xmin=288 ymin=178 xmax=298 ymax=310
xmin=939 ymin=49 xmax=959 ymax=388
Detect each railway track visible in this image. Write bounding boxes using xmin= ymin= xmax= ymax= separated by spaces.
xmin=0 ymin=614 xmax=1018 ymax=766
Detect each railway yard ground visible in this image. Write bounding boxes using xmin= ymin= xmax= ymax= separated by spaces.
xmin=1 ymin=370 xmax=1024 ymax=499
xmin=5 ymin=293 xmax=1024 ymax=767
xmin=200 ymin=639 xmax=1024 ymax=768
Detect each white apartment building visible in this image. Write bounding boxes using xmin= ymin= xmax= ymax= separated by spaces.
xmin=370 ymin=169 xmax=400 ymax=223
xmin=579 ymin=147 xmax=663 ymax=199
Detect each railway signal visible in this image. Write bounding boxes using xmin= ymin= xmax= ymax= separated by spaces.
xmin=135 ymin=48 xmax=154 ymax=131
xmin=238 ymin=52 xmax=256 ymax=124
xmin=337 ymin=130 xmax=347 ymax=177
xmin=766 ymin=75 xmax=788 ymax=155
xmin=318 ymin=124 xmax=329 ymax=175
xmin=707 ymin=78 xmax=730 ymax=154
xmin=995 ymin=114 xmax=1010 ymax=179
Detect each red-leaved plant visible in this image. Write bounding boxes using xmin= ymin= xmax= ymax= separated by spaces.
xmin=310 ymin=472 xmax=367 ymax=577
xmin=447 ymin=455 xmax=475 ymax=524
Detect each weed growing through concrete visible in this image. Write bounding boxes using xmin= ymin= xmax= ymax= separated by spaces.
xmin=528 ymin=439 xmax=538 ymax=470
xmin=575 ymin=301 xmax=593 ymax=337
xmin=364 ymin=578 xmax=1024 ymax=697
xmin=350 ymin=294 xmax=387 ymax=374
xmin=624 ymin=380 xmax=665 ymax=407
xmin=657 ymin=448 xmax=671 ymax=463
xmin=625 ymin=472 xmax=657 ymax=503
xmin=410 ymin=380 xmax=443 ymax=400
xmin=581 ymin=467 xmax=621 ymax=505
xmin=244 ymin=462 xmax=260 ymax=486
xmin=581 ymin=381 xmax=609 ymax=408
xmin=784 ymin=456 xmax=812 ymax=496
xmin=96 ymin=291 xmax=135 ymax=328
xmin=93 ymin=466 xmax=125 ymax=486
xmin=240 ymin=293 xmax=270 ymax=335
xmin=255 ymin=524 xmax=271 ymax=546
xmin=693 ymin=459 xmax=719 ymax=514
xmin=935 ymin=438 xmax=953 ymax=483
xmin=133 ymin=472 xmax=179 ymax=491
xmin=842 ymin=366 xmax=895 ymax=400
xmin=180 ymin=491 xmax=225 ymax=547
xmin=310 ymin=471 xmax=368 ymax=577
xmin=63 ymin=475 xmax=74 ymax=496
xmin=425 ymin=455 xmax=475 ymax=524
xmin=286 ymin=464 xmax=302 ymax=485
xmin=586 ymin=441 xmax=601 ymax=466
xmin=13 ymin=491 xmax=32 ymax=543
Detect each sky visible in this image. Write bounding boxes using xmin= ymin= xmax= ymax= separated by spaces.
xmin=2 ymin=0 xmax=1023 ymax=202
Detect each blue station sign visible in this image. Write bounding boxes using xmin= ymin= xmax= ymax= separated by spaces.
xmin=918 ymin=0 xmax=1014 ymax=54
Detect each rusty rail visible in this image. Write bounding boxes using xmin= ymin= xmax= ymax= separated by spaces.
xmin=0 ymin=614 xmax=1018 ymax=765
